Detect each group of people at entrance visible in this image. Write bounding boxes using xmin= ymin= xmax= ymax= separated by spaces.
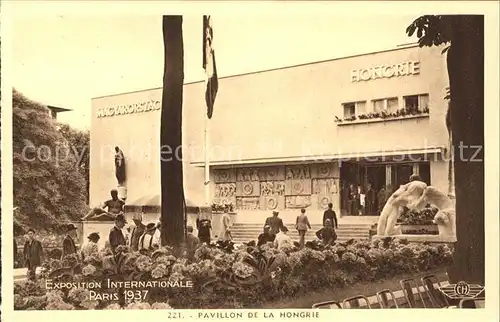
xmin=257 ymin=203 xmax=339 ymax=249
xmin=343 ymin=182 xmax=393 ymax=216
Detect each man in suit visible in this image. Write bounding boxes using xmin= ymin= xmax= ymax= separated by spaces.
xmin=365 ymin=183 xmax=377 ymax=216
xmin=23 ymin=229 xmax=43 ymax=280
xmin=257 ymin=225 xmax=276 ymax=246
xmin=220 ymin=211 xmax=232 ymax=241
xmin=322 ymin=203 xmax=338 ymax=228
xmin=184 ymin=225 xmax=200 ymax=260
xmin=138 ymin=223 xmax=158 ymax=251
xmin=295 ymin=208 xmax=311 ymax=249
xmin=264 ymin=211 xmax=285 ymax=235
xmin=129 ymin=213 xmax=146 ymax=251
xmin=61 ymin=224 xmax=78 ymax=258
xmin=108 ymin=213 xmax=127 ymax=254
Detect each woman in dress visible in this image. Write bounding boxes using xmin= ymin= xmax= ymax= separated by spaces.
xmin=197 ymin=215 xmax=212 ymax=244
xmin=81 ymin=232 xmax=100 ymax=260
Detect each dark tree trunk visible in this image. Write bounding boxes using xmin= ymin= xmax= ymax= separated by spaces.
xmin=446 ymin=15 xmax=484 ymax=285
xmin=160 ymin=16 xmax=185 ymax=247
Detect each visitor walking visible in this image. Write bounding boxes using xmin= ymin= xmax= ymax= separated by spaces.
xmin=322 ymin=203 xmax=338 ymax=228
xmin=23 ymin=229 xmax=43 ymax=280
xmin=377 ymin=185 xmax=388 ymax=215
xmin=264 ymin=211 xmax=285 ymax=235
xmin=357 ymin=184 xmax=365 ymax=215
xmin=295 ymin=208 xmax=311 ymax=249
xmin=184 ymin=225 xmax=200 ymax=260
xmin=138 ymin=223 xmax=158 ymax=251
xmin=365 ymin=183 xmax=377 ymax=216
xmin=108 ymin=214 xmax=127 ymax=254
xmin=257 ymin=225 xmax=276 ymax=246
xmin=316 ymin=219 xmax=337 ymax=245
xmin=348 ymin=183 xmax=358 ymax=216
xmin=220 ymin=211 xmax=232 ymax=241
xmin=196 ymin=215 xmax=212 ymax=244
xmin=81 ymin=232 xmax=100 ymax=260
xmin=274 ymin=226 xmax=292 ymax=250
xmin=61 ymin=224 xmax=78 ymax=259
xmin=153 ymin=221 xmax=162 ymax=245
xmin=129 ymin=213 xmax=146 ymax=251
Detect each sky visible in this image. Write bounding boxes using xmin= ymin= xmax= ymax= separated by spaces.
xmin=12 ymin=13 xmax=419 ymax=130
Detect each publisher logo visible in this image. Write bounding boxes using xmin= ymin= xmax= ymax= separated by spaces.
xmin=438 ymin=281 xmax=485 ymax=300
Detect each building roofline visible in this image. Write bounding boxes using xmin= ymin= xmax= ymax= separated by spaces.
xmin=47 ymin=105 xmax=72 ymax=113
xmin=92 ymin=43 xmax=421 ymax=100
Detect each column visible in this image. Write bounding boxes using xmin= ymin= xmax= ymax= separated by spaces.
xmin=385 ymin=165 xmax=392 ymax=187
xmin=412 ymin=163 xmax=419 ymax=176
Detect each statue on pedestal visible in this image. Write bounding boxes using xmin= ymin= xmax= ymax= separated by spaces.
xmin=376 ymin=178 xmax=457 ymax=242
xmin=114 ymin=146 xmax=126 ymax=186
xmin=376 ymin=180 xmax=428 ymax=236
xmin=408 ymin=185 xmax=456 ymax=242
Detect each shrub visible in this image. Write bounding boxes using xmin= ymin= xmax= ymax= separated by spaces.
xmin=398 ymin=207 xmax=439 ymax=225
xmin=14 ymin=238 xmax=453 ymax=310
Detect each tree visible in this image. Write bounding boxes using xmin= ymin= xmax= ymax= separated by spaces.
xmin=13 ymin=89 xmax=89 ymax=230
xmin=160 ymin=16 xmax=185 ymax=246
xmin=407 ymin=15 xmax=484 ymax=284
xmin=58 ymin=124 xmax=90 ymax=204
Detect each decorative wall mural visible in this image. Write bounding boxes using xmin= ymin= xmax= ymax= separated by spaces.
xmin=285 ymin=179 xmax=312 ymax=196
xmin=312 ymin=179 xmax=339 ymax=195
xmin=236 ymin=181 xmax=260 ymax=197
xmin=236 ymin=197 xmax=260 ymax=210
xmin=259 ymin=167 xmax=286 ymax=181
xmin=318 ymin=195 xmax=332 ymax=209
xmin=214 ymin=183 xmax=236 ymax=197
xmin=285 ymin=196 xmax=312 ymax=209
xmin=311 ymin=163 xmax=338 ymax=179
xmin=214 ymin=169 xmax=236 ymax=183
xmin=259 ymin=181 xmax=285 ymax=196
xmin=214 ymin=164 xmax=338 ymax=211
xmin=237 ymin=168 xmax=260 ymax=182
xmin=286 ymin=165 xmax=311 ymax=180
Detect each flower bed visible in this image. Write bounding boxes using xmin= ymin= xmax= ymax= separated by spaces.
xmin=14 ymin=239 xmax=453 ymax=310
xmin=335 ymin=107 xmax=430 ymax=123
xmin=398 ymin=207 xmax=439 ymax=226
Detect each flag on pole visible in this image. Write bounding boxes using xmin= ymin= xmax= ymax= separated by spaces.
xmin=203 ymin=15 xmax=218 ymax=119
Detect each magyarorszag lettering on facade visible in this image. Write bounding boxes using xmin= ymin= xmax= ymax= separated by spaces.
xmin=96 ymin=100 xmax=161 ymax=118
xmin=351 ymin=61 xmax=420 ymax=82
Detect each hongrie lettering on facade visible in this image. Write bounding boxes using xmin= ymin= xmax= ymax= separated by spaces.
xmin=96 ymin=100 xmax=161 ymax=118
xmin=350 ymin=61 xmax=420 ymax=82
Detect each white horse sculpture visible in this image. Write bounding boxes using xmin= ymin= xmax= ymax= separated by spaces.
xmin=377 ymin=180 xmax=428 ymax=236
xmin=408 ymin=186 xmax=456 ymax=242
xmin=377 ymin=179 xmax=456 ymax=242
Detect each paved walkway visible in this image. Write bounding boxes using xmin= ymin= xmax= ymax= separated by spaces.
xmin=14 ymin=268 xmax=27 ymax=281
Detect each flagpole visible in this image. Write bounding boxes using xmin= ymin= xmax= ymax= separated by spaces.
xmin=204 ymin=78 xmax=210 ymax=206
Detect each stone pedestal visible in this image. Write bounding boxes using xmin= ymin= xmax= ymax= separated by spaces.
xmin=372 ymin=234 xmax=456 ymax=244
xmin=117 ymin=186 xmax=127 ymax=201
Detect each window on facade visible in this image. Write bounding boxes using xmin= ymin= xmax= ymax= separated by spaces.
xmin=343 ymin=101 xmax=366 ymax=119
xmin=372 ymin=97 xmax=398 ymax=114
xmin=387 ymin=97 xmax=399 ymax=112
xmin=404 ymin=94 xmax=429 ymax=113
xmin=373 ymin=99 xmax=385 ymax=113
xmin=343 ymin=103 xmax=356 ymax=119
xmin=356 ymin=101 xmax=366 ymax=115
xmin=418 ymin=163 xmax=431 ymax=185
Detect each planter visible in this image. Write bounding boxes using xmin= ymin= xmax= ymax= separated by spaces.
xmin=400 ymin=224 xmax=438 ymax=235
